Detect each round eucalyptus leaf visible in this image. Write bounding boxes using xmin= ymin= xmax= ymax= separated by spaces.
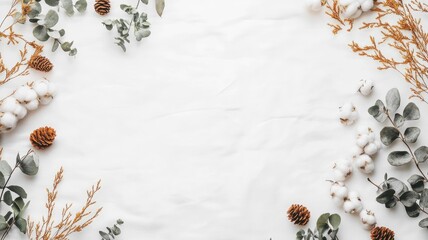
xmin=112 ymin=225 xmax=121 ymax=235
xmin=405 ymin=203 xmax=421 ymax=218
xmin=394 ymin=113 xmax=405 ymax=128
xmin=328 ymin=214 xmax=341 ymax=230
xmin=61 ymin=41 xmax=73 ymax=52
xmin=69 ymin=48 xmax=77 ymax=56
xmin=155 ymin=0 xmax=165 ymax=17
xmin=44 ymin=10 xmax=59 ymax=28
xmin=316 ymin=213 xmax=330 ymax=233
xmin=141 ymin=0 xmax=148 ymax=4
xmin=420 ymin=189 xmax=428 ymax=208
xmin=368 ymin=100 xmax=387 ymax=122
xmin=403 ymin=102 xmax=420 ymax=120
xmin=99 ymin=231 xmax=111 ymax=240
xmin=386 ymin=88 xmax=400 ymax=113
xmin=388 ymin=151 xmax=412 ymax=166
xmin=33 ymin=25 xmax=49 ymax=41
xmin=14 ymin=217 xmax=27 ymax=234
xmin=28 ymin=2 xmax=42 ymax=18
xmin=385 ymin=198 xmax=397 ymax=208
xmin=62 ymin=0 xmax=75 ymax=16
xmin=380 ymin=127 xmax=399 ymax=146
xmin=134 ymin=30 xmax=150 ymax=41
xmin=376 ymin=189 xmax=395 ymax=204
xmin=74 ymin=0 xmax=88 ymax=13
xmin=419 ymin=218 xmax=428 ymax=228
xmin=4 ymin=191 xmax=12 ymax=206
xmin=404 ymin=127 xmax=421 ymax=143
xmin=44 ymin=0 xmax=59 ymax=6
xmin=415 ymin=146 xmax=428 ymax=163
xmin=0 ymin=216 xmax=7 ymax=231
xmin=59 ymin=29 xmax=65 ymax=37
xmin=19 ymin=154 xmax=39 ymax=176
xmin=7 ymin=185 xmax=27 ymax=199
xmin=386 ymin=177 xmax=408 ymax=196
xmin=0 ymin=161 xmax=12 ymax=179
xmin=408 ymin=174 xmax=425 ymax=193
xmin=399 ymin=191 xmax=420 ymax=207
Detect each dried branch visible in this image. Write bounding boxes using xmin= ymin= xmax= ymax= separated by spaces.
xmin=28 ymin=168 xmax=102 ymax=240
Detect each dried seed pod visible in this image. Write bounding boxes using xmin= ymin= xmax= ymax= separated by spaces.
xmin=30 ymin=126 xmax=57 ymax=150
xmin=29 ymin=55 xmax=53 ymax=72
xmin=94 ymin=0 xmax=111 ymax=15
xmin=287 ymin=204 xmax=310 ymax=226
xmin=370 ymin=226 xmax=394 ymax=240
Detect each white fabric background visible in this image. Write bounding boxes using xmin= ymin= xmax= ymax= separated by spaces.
xmin=0 ymin=0 xmax=426 ymax=239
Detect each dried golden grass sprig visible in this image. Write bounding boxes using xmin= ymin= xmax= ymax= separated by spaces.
xmin=0 ymin=0 xmax=44 ymax=86
xmin=322 ymin=0 xmax=357 ymax=34
xmin=28 ymin=167 xmax=102 ymax=240
xmin=324 ymin=0 xmax=428 ymax=103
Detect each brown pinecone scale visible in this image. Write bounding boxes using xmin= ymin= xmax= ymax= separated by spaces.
xmin=370 ymin=226 xmax=395 ymax=240
xmin=29 ymin=55 xmax=53 ymax=72
xmin=94 ymin=0 xmax=111 ymax=15
xmin=30 ymin=126 xmax=57 ymax=150
xmin=287 ymin=204 xmax=310 ymax=226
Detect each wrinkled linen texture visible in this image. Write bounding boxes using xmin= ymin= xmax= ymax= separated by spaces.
xmin=0 ymin=0 xmax=425 ymax=239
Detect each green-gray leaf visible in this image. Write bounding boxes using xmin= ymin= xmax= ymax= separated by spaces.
xmin=44 ymin=10 xmax=59 ymax=28
xmin=328 ymin=214 xmax=340 ymax=230
xmin=3 ymin=191 xmax=12 ymax=206
xmin=61 ymin=0 xmax=75 ymax=15
xmin=380 ymin=127 xmax=399 ymax=146
xmin=0 ymin=216 xmax=7 ymax=231
xmin=394 ymin=113 xmax=405 ymax=128
xmin=404 ymin=127 xmax=421 ymax=143
xmin=61 ymin=41 xmax=73 ymax=51
xmin=405 ymin=203 xmax=420 ymax=218
xmin=399 ymin=191 xmax=420 ymax=207
xmin=74 ymin=0 xmax=87 ymax=13
xmin=316 ymin=213 xmax=330 ymax=234
xmin=7 ymin=186 xmax=27 ymax=199
xmin=420 ymin=189 xmax=428 ymax=208
xmin=99 ymin=231 xmax=111 ymax=240
xmin=141 ymin=0 xmax=148 ymax=4
xmin=368 ymin=100 xmax=387 ymax=122
xmin=419 ymin=217 xmax=428 ymax=228
xmin=33 ymin=25 xmax=49 ymax=41
xmin=0 ymin=161 xmax=12 ymax=179
xmin=415 ymin=146 xmax=428 ymax=163
xmin=135 ymin=29 xmax=150 ymax=41
xmin=69 ymin=48 xmax=77 ymax=56
xmin=386 ymin=88 xmax=400 ymax=113
xmin=45 ymin=0 xmax=60 ymax=6
xmin=386 ymin=177 xmax=408 ymax=196
xmin=376 ymin=189 xmax=395 ymax=204
xmin=403 ymin=102 xmax=420 ymax=120
xmin=47 ymin=30 xmax=61 ymax=39
xmin=19 ymin=154 xmax=39 ymax=176
xmin=408 ymin=175 xmax=425 ymax=193
xmin=388 ymin=151 xmax=412 ymax=166
xmin=52 ymin=40 xmax=60 ymax=52
xmin=14 ymin=218 xmax=27 ymax=233
xmin=155 ymin=0 xmax=165 ymax=16
xmin=28 ymin=2 xmax=42 ymax=18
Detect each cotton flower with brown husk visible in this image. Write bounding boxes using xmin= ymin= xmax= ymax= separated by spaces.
xmin=30 ymin=126 xmax=56 ymax=150
xmin=287 ymin=204 xmax=311 ymax=226
xmin=370 ymin=226 xmax=395 ymax=240
xmin=28 ymin=167 xmax=103 ymax=240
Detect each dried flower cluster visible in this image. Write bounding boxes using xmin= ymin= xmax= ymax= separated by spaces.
xmin=28 ymin=167 xmax=102 ymax=240
xmin=323 ymin=0 xmax=428 ymax=103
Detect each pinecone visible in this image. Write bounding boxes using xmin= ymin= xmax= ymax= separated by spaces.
xmin=30 ymin=127 xmax=56 ymax=150
xmin=287 ymin=204 xmax=310 ymax=226
xmin=29 ymin=55 xmax=53 ymax=72
xmin=370 ymin=226 xmax=395 ymax=240
xmin=94 ymin=0 xmax=110 ymax=15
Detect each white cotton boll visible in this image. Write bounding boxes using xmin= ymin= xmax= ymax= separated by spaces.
xmin=47 ymin=82 xmax=57 ymax=97
xmin=356 ymin=135 xmax=369 ymax=148
xmin=339 ymin=0 xmax=355 ymax=6
xmin=330 ymin=182 xmax=348 ymax=199
xmin=351 ymin=9 xmax=363 ymax=19
xmin=24 ymin=99 xmax=39 ymax=111
xmin=39 ymin=96 xmax=53 ymax=105
xmin=332 ymin=196 xmax=345 ymax=206
xmin=333 ymin=169 xmax=347 ymax=182
xmin=360 ymin=210 xmax=376 ymax=230
xmin=305 ymin=0 xmax=323 ymax=11
xmin=351 ymin=145 xmax=363 ymax=159
xmin=0 ymin=112 xmax=18 ymax=129
xmin=358 ymin=79 xmax=374 ymax=96
xmin=364 ymin=143 xmax=378 ymax=155
xmin=343 ymin=2 xmax=360 ymax=18
xmin=24 ymin=89 xmax=38 ymax=102
xmin=361 ymin=0 xmax=374 ymax=11
xmin=348 ymin=191 xmax=361 ymax=201
xmin=344 ymin=198 xmax=363 ymax=214
xmin=355 ymin=154 xmax=375 ymax=174
xmin=339 ymin=102 xmax=358 ymax=125
xmin=33 ymin=81 xmax=49 ymax=97
xmin=367 ymin=131 xmax=376 ymax=142
xmin=14 ymin=86 xmax=31 ymax=102
xmin=0 ymin=97 xmax=19 ymax=113
xmin=332 ymin=160 xmax=353 ymax=181
xmin=375 ymin=141 xmax=382 ymax=149
xmin=13 ymin=104 xmax=27 ymax=120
